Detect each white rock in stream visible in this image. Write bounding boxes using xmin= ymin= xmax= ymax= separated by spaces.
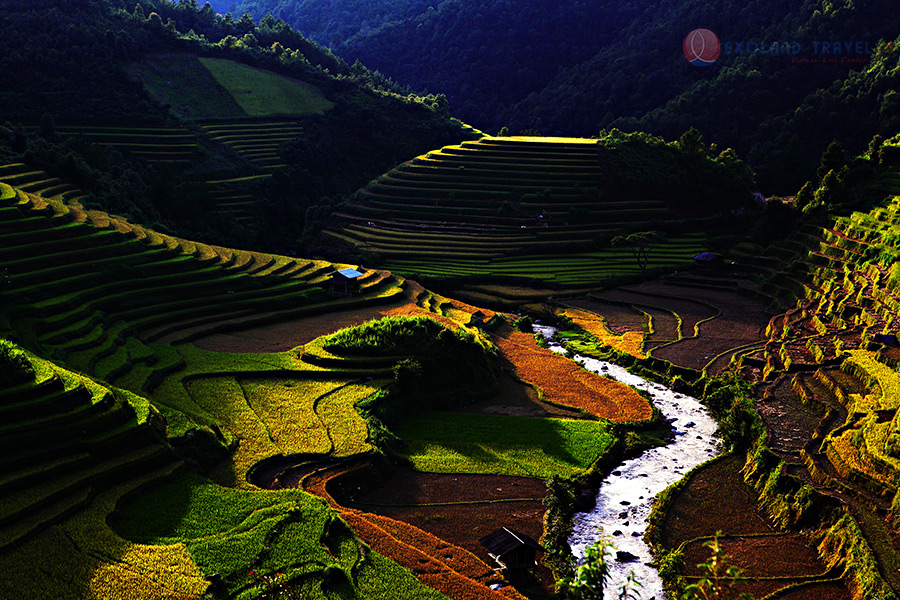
xmin=534 ymin=325 xmax=720 ymax=600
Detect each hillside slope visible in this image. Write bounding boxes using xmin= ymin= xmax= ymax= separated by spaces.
xmin=0 ymin=1 xmax=477 ymax=253
xmin=0 ymin=179 xmax=493 ymax=599
xmin=236 ymin=0 xmax=900 ymax=190
xmin=0 ymin=171 xmax=657 ymax=599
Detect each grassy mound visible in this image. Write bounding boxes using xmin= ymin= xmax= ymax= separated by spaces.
xmin=316 ymin=316 xmax=499 ymax=425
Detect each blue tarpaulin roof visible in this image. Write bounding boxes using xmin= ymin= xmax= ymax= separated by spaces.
xmin=336 ymin=268 xmax=364 ymax=279
xmin=693 ymin=252 xmax=720 ymax=262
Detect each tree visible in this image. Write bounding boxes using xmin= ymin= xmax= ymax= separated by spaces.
xmin=611 ymin=231 xmax=664 ymax=278
xmin=198 ymin=2 xmax=215 ymax=24
xmin=817 ymin=141 xmax=846 ymax=182
xmin=813 ymin=167 xmax=849 ymax=208
xmin=147 ymin=11 xmax=164 ymax=31
xmin=679 ymin=127 xmax=705 ymax=155
xmin=794 ymin=181 xmax=814 ymax=211
xmin=867 ymin=134 xmax=884 ymax=166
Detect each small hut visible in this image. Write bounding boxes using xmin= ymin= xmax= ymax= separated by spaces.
xmin=332 ymin=268 xmax=364 ymax=295
xmin=693 ymin=252 xmax=724 ymax=268
xmin=873 ymin=333 xmax=898 ymax=346
xmin=478 ymin=527 xmax=543 ymax=572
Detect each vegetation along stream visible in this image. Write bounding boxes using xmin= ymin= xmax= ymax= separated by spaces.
xmin=535 ymin=325 xmax=721 ymax=599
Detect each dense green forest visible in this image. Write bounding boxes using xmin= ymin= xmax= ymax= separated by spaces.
xmin=231 ymin=0 xmax=446 ymax=47
xmin=234 ymin=0 xmax=899 ymax=191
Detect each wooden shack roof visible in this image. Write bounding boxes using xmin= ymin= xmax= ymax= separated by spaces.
xmin=478 ymin=527 xmax=543 ymax=556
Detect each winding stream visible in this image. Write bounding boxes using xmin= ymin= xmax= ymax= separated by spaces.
xmin=534 ymin=326 xmax=721 ymax=600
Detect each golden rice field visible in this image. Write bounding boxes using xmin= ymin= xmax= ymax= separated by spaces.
xmin=493 ymin=325 xmax=652 ymax=422
xmin=561 ymin=306 xmax=647 ymax=358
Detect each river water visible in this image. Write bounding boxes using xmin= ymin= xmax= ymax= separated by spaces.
xmin=534 ymin=326 xmax=720 ymax=600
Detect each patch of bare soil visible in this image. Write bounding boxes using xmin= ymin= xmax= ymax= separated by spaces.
xmin=592 ymin=288 xmax=718 ymax=340
xmin=622 ymin=283 xmax=770 ymax=371
xmin=344 ymin=467 xmax=555 ymax=594
xmin=662 ymin=456 xmax=771 ymax=548
xmin=755 ymin=375 xmax=827 ymax=459
xmin=778 ymin=581 xmax=854 ymax=600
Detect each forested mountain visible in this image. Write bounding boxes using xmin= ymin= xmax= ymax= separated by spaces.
xmin=234 ymin=0 xmax=899 ymax=191
xmin=232 ymin=0 xmax=447 ymax=47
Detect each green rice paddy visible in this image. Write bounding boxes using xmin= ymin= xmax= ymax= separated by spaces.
xmin=200 ymin=57 xmax=334 ymax=117
xmin=395 ymin=411 xmax=615 ymax=478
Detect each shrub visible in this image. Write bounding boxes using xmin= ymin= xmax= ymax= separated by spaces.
xmin=335 ymin=316 xmax=498 ymax=425
xmin=0 ymin=339 xmax=34 ymax=386
xmin=721 ymin=397 xmax=764 ymax=452
xmin=657 ymin=549 xmax=686 ymax=593
xmin=512 ymin=315 xmax=534 ymax=332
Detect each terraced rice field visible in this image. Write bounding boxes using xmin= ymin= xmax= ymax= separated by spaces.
xmin=11 ymin=141 xmax=900 ymax=599
xmin=205 ymin=175 xmax=268 ymax=224
xmin=0 ymin=180 xmax=482 ymax=598
xmin=344 ymin=468 xmax=555 ymax=593
xmin=660 ymin=457 xmax=850 ymax=600
xmin=380 ymin=237 xmax=707 ymax=283
xmin=0 ymin=163 xmax=86 ymax=203
xmin=200 ymin=120 xmax=306 ymax=172
xmin=329 ymin=136 xmax=714 ymax=295
xmin=493 ymin=324 xmax=653 ymax=422
xmin=0 ymin=180 xmax=407 ymax=367
xmin=559 ymin=306 xmax=648 ymax=358
xmin=629 ymin=194 xmax=900 ymax=599
xmin=0 ymin=346 xmax=207 ymax=600
xmin=1 ymin=176 xmax=672 ymax=599
xmin=553 ymin=189 xmax=900 ymax=599
xmin=51 ymin=125 xmax=201 ymax=163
